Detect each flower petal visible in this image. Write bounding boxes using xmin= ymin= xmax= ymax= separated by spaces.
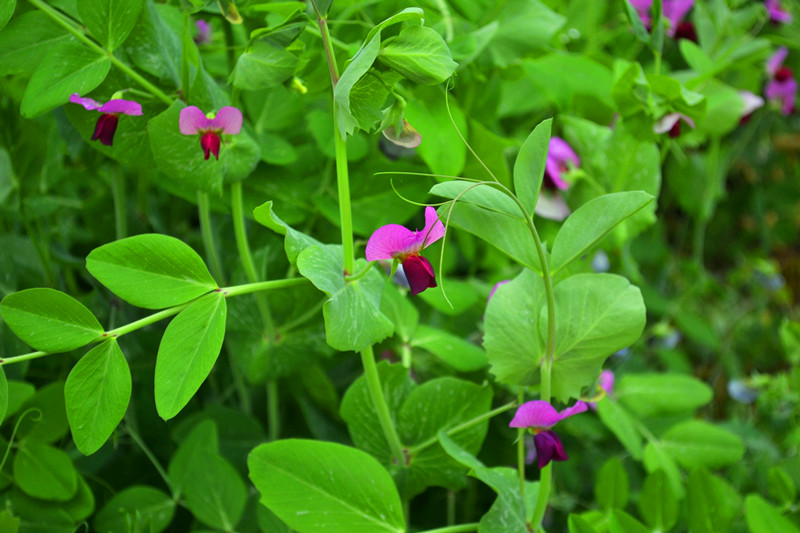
xmin=487 ymin=280 xmax=510 ymax=304
xmin=509 ymin=400 xmax=562 ymax=429
xmin=211 ymin=106 xmax=243 ymax=134
xmin=382 ymin=119 xmax=422 ymax=149
xmin=766 ymin=78 xmax=797 ymax=115
xmin=403 ymin=255 xmax=437 ymax=295
xmin=201 ymin=132 xmax=221 ymax=160
xmin=365 ymin=224 xmax=418 ymax=261
xmin=599 ymin=370 xmax=615 ymax=396
xmin=545 ymin=137 xmax=578 ymax=191
xmin=768 ymin=47 xmax=788 ymax=76
xmin=420 ymin=206 xmax=445 ymax=249
xmin=179 ymin=106 xmax=211 ymax=135
xmin=664 ymin=0 xmax=694 ymax=35
xmin=558 ymin=401 xmax=588 ymax=420
xmin=739 ymin=91 xmax=765 ymax=116
xmin=534 ymin=191 xmax=571 ymax=221
xmin=98 ymin=99 xmax=143 ymax=116
xmin=69 ymin=93 xmax=103 ymax=111
xmin=91 ymin=114 xmax=119 ymax=146
xmin=533 ymin=430 xmax=568 ymax=468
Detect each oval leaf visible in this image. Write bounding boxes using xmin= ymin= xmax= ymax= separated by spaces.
xmin=13 ymin=442 xmax=78 ymax=501
xmin=77 ymin=0 xmax=143 ymax=51
xmin=1 ymin=288 xmax=104 ymax=353
xmin=20 ymin=41 xmax=110 ymax=118
xmin=86 ymin=234 xmax=217 ymax=309
xmin=660 ymin=420 xmax=744 ymax=469
xmin=94 ymin=486 xmax=175 ymax=533
xmin=378 ymin=25 xmax=457 ymax=84
xmin=617 ymin=373 xmax=713 ymax=417
xmin=513 ymin=118 xmax=551 ymax=215
xmin=248 ymin=439 xmax=405 ymax=533
xmin=65 ymin=339 xmax=131 ymax=455
xmin=155 ymin=292 xmax=227 ymax=420
xmin=551 ymin=191 xmax=655 ymax=274
xmin=745 ymin=494 xmax=800 ymax=533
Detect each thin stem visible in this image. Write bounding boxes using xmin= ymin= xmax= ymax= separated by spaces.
xmin=360 ymin=346 xmax=406 ymax=466
xmin=409 ymin=401 xmax=517 ymax=455
xmin=181 ymin=12 xmax=192 ymax=103
xmin=126 ymin=423 xmax=171 ymax=489
xmin=517 ymin=389 xmax=526 ymax=500
xmin=197 ymin=191 xmax=225 ymax=284
xmin=231 ymin=182 xmax=275 ymax=337
xmin=110 ymin=167 xmax=127 ymax=240
xmin=27 ymin=0 xmax=173 ymax=106
xmin=418 ymin=524 xmax=480 ymax=533
xmin=105 ymin=303 xmax=190 ymax=337
xmin=267 ymin=381 xmax=280 ymax=441
xmin=531 ymin=463 xmax=553 ymax=529
xmin=222 ymin=278 xmax=309 ymax=297
xmin=400 ymin=343 xmax=412 ymax=369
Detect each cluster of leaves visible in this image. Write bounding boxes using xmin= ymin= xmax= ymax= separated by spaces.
xmin=0 ymin=0 xmax=798 ymax=532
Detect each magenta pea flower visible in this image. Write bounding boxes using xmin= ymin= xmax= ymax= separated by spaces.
xmin=653 ymin=112 xmax=695 ymax=138
xmin=766 ymin=47 xmax=797 ymax=116
xmin=194 ymin=19 xmax=212 ymax=44
xmin=365 ymin=206 xmax=445 ymax=295
xmin=766 ymin=0 xmax=792 ymax=24
xmin=179 ymin=106 xmax=243 ymax=160
xmin=630 ymin=0 xmax=695 ymax=38
xmin=69 ymin=93 xmax=142 ymax=147
xmin=544 ymin=137 xmax=579 ymax=191
xmin=510 ymin=400 xmax=588 ymax=468
xmin=589 ymin=370 xmax=615 ymax=411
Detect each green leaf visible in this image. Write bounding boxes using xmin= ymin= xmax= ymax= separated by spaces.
xmin=78 ymin=0 xmax=143 ymax=51
xmin=616 ymin=373 xmax=713 ymax=417
xmin=659 ymin=420 xmax=744 ymax=469
xmin=680 ymin=39 xmax=713 ymax=75
xmin=147 ymin=101 xmax=225 ymax=193
xmin=94 ymin=486 xmax=176 ymax=533
xmin=231 ymin=41 xmax=298 ymax=91
xmin=1 ymin=288 xmax=104 ymax=353
xmin=62 ymin=475 xmax=95 ymax=522
xmin=65 ymin=339 xmax=131 ymax=455
xmin=13 ymin=442 xmax=78 ymax=501
xmin=608 ymin=510 xmax=649 ymax=533
xmin=380 ymin=282 xmax=419 ymax=342
xmin=0 ymin=12 xmax=69 ymax=76
xmin=410 ymin=325 xmax=487 ymax=372
xmin=484 ymin=269 xmax=545 ymax=385
xmin=348 ymin=72 xmax=392 ymax=132
xmin=182 ymin=450 xmax=247 ymax=530
xmin=296 ymin=244 xmax=393 ymax=352
xmin=16 ymin=381 xmax=69 ymax=443
xmin=768 ymin=466 xmax=796 ymax=508
xmin=430 ymin=180 xmax=520 ymax=217
xmin=0 ymin=0 xmax=14 ymax=31
xmin=596 ymin=399 xmax=643 ymax=460
xmin=545 ymin=274 xmax=646 ymax=402
xmin=568 ymin=514 xmax=599 ymax=533
xmin=688 ymin=468 xmax=741 ymax=533
xmin=550 ymin=192 xmax=655 ymax=274
xmin=438 ymin=433 xmax=538 ymax=533
xmin=487 ymin=0 xmax=565 ymax=67
xmin=438 ymin=202 xmax=541 ymax=273
xmin=745 ymin=494 xmax=800 ymax=533
xmin=0 ymin=367 xmax=7 ymax=427
xmin=253 ymin=200 xmax=320 ymax=265
xmin=20 ymin=41 xmax=110 ymax=118
xmin=0 ymin=510 xmax=19 ymax=533
xmin=513 ymin=119 xmax=551 ymax=216
xmin=780 ymin=318 xmax=800 ymax=365
xmin=248 ymin=439 xmax=405 ymax=533
xmin=639 ymin=470 xmax=679 ymax=532
xmin=379 ymin=25 xmax=456 ymax=85
xmin=122 ymin=0 xmax=180 ymax=82
xmin=168 ymin=420 xmax=219 ymax=498
xmin=154 ymin=292 xmax=227 ymax=420
xmin=86 ymin=234 xmax=217 ymax=309
xmin=405 ymin=86 xmax=467 ymax=177
xmin=595 ymin=457 xmax=629 ymax=510
xmin=622 ymin=0 xmax=650 ymax=43
xmin=643 ymin=441 xmax=684 ymax=499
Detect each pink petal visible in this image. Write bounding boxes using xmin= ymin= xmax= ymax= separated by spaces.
xmin=559 ymin=401 xmax=588 ymax=420
xmin=766 ymin=0 xmax=793 ymax=23
xmin=766 ymin=78 xmax=797 ymax=115
xmin=180 ymin=106 xmax=211 ymax=135
xmin=664 ymin=0 xmax=694 ymax=33
xmin=420 ymin=206 xmax=445 ymax=249
xmin=69 ymin=93 xmax=103 ymax=111
xmin=599 ymin=370 xmax=615 ymax=395
xmin=210 ymin=106 xmax=243 ymax=134
xmin=365 ymin=224 xmax=418 ymax=261
xmin=98 ymin=99 xmax=143 ymax=116
xmin=509 ymin=401 xmax=563 ymax=429
xmin=545 ymin=137 xmax=578 ymax=191
xmin=768 ymin=47 xmax=788 ymax=76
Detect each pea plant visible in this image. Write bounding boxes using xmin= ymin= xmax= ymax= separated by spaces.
xmin=0 ymin=0 xmax=798 ymax=532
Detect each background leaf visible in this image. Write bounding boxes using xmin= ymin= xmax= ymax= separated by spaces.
xmin=78 ymin=0 xmax=143 ymax=51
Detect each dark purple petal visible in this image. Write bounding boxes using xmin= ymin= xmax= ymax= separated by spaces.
xmin=69 ymin=93 xmax=103 ymax=110
xmin=210 ymin=106 xmax=243 ymax=134
xmin=402 ymin=255 xmax=437 ymax=295
xmin=91 ymin=114 xmax=119 ymax=146
xmin=201 ymin=132 xmax=221 ymax=160
xmin=180 ymin=106 xmax=211 ymax=135
xmin=664 ymin=0 xmax=694 ymax=36
xmin=533 ymin=431 xmax=568 ymax=468
xmin=766 ymin=0 xmax=792 ymax=23
xmin=98 ymin=99 xmax=142 ymax=116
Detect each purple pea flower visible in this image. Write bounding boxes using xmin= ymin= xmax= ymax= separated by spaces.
xmin=589 ymin=370 xmax=615 ymax=410
xmin=653 ymin=112 xmax=695 ymax=138
xmin=365 ymin=206 xmax=445 ymax=295
xmin=739 ymin=91 xmax=765 ymax=123
xmin=69 ymin=93 xmax=142 ymax=147
xmin=630 ymin=0 xmax=695 ymax=39
xmin=195 ymin=19 xmax=212 ymax=44
xmin=179 ymin=106 xmax=243 ymax=160
xmin=511 ymin=400 xmax=588 ymax=468
xmin=766 ymin=47 xmax=797 ymax=116
xmin=766 ymin=0 xmax=792 ymax=24
xmin=534 ymin=137 xmax=578 ymax=221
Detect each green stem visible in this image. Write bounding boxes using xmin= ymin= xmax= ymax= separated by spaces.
xmin=126 ymin=422 xmax=171 ymax=489
xmin=517 ymin=389 xmax=526 ymax=500
xmin=222 ymin=278 xmax=309 ymax=297
xmin=110 ymin=167 xmax=127 ymax=240
xmin=181 ymin=12 xmax=192 ymax=102
xmin=418 ymin=524 xmax=480 ymax=533
xmin=231 ymin=181 xmax=275 ymax=338
xmin=360 ymin=346 xmax=406 ymax=466
xmin=197 ymin=191 xmax=225 ymax=284
xmin=267 ymin=381 xmax=280 ymax=441
xmin=409 ymin=401 xmax=516 ymax=455
xmin=27 ymin=0 xmax=173 ymax=106
xmin=400 ymin=343 xmax=412 ymax=369
xmin=531 ymin=463 xmax=552 ymax=531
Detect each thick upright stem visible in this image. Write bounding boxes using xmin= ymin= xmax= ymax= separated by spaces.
xmin=360 ymin=346 xmax=406 ymax=466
